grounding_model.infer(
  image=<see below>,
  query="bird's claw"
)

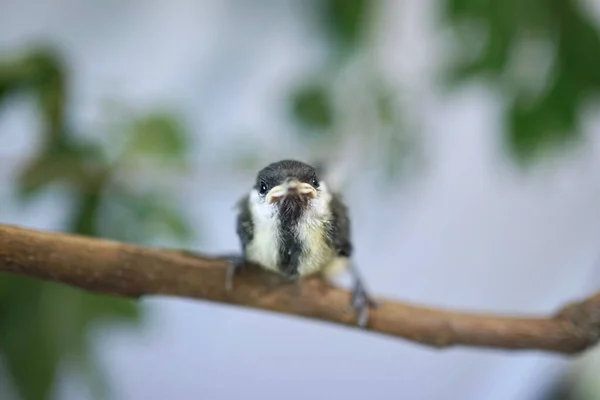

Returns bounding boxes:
[225,257,245,293]
[351,281,378,328]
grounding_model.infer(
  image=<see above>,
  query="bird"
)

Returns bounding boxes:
[227,159,376,326]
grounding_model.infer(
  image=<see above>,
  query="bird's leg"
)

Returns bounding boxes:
[349,262,378,328]
[225,254,246,293]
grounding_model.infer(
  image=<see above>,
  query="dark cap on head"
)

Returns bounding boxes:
[255,160,318,191]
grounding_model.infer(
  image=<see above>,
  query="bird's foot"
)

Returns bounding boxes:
[225,256,245,293]
[351,280,378,328]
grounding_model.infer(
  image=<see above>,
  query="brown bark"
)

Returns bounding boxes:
[0,224,599,354]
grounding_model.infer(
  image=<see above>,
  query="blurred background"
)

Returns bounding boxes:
[1,0,600,399]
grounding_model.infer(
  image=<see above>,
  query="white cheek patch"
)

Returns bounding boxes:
[246,190,280,272]
[306,181,332,219]
[249,191,274,221]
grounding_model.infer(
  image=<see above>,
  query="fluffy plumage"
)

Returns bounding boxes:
[236,159,351,279]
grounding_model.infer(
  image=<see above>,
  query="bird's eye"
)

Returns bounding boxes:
[312,178,320,188]
[259,182,268,195]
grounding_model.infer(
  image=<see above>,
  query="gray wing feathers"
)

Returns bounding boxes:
[327,192,353,257]
[235,195,253,251]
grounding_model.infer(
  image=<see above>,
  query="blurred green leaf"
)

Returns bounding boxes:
[508,77,580,162]
[93,185,193,247]
[151,206,193,240]
[105,193,193,243]
[0,48,190,400]
[0,277,60,400]
[323,0,369,48]
[0,63,28,107]
[16,143,96,200]
[71,191,104,236]
[126,113,188,165]
[32,51,67,146]
[557,1,600,93]
[0,49,67,144]
[81,295,140,324]
[291,84,333,131]
[0,274,142,400]
[375,85,395,125]
[442,0,600,163]
[77,345,111,400]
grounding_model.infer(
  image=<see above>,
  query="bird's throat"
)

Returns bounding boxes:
[276,196,309,277]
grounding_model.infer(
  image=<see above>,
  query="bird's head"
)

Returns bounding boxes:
[250,160,331,220]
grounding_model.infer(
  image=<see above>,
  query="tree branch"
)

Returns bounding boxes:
[0,224,599,354]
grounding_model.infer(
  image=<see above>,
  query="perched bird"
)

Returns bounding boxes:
[228,159,376,326]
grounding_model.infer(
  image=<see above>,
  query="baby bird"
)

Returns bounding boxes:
[228,159,376,326]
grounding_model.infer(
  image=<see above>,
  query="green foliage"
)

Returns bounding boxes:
[291,84,333,131]
[442,0,600,162]
[374,86,412,180]
[375,86,395,126]
[322,0,369,48]
[289,0,600,169]
[126,113,189,164]
[100,192,192,244]
[0,276,140,400]
[288,1,420,179]
[17,139,103,200]
[289,0,371,137]
[0,49,67,144]
[0,49,193,400]
[0,277,60,400]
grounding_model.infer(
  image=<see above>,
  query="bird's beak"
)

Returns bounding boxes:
[267,180,317,204]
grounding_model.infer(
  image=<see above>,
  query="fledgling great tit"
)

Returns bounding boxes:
[227,159,376,326]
